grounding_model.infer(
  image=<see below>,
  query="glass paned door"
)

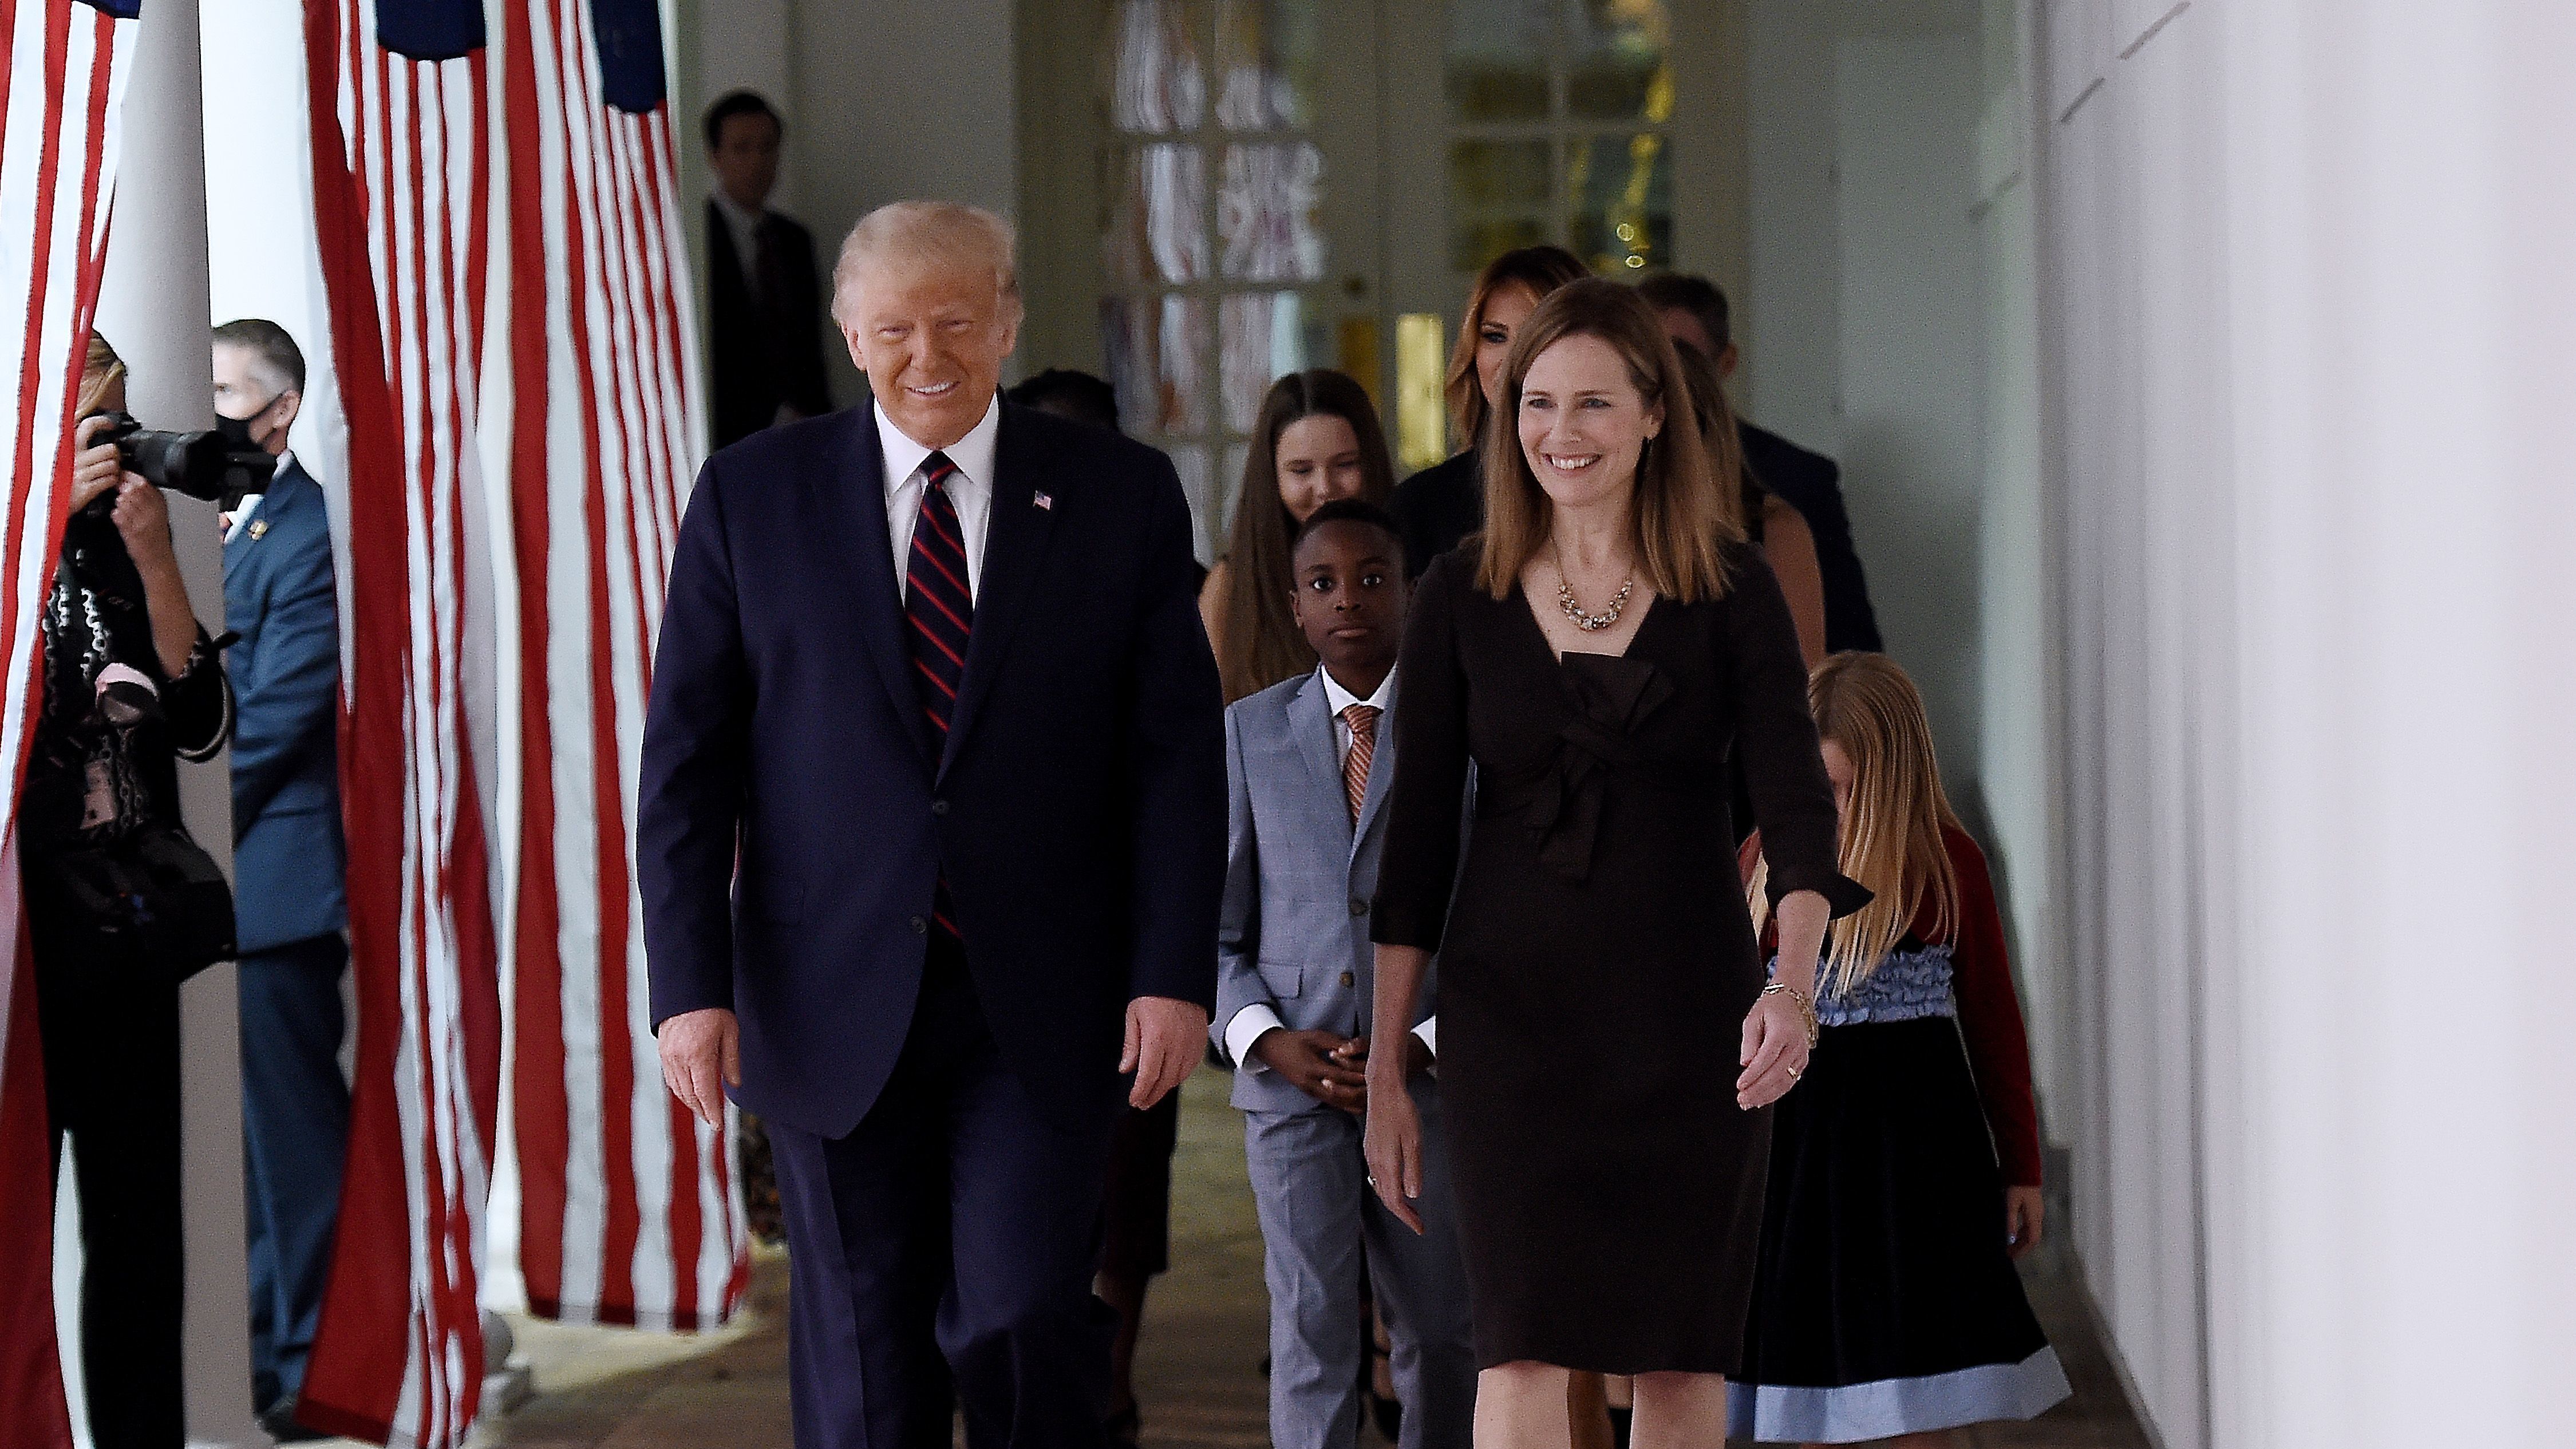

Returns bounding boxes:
[1103,0,1363,558]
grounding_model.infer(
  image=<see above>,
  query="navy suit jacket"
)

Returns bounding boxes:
[223,459,347,956]
[1737,420,1882,655]
[638,401,1228,1138]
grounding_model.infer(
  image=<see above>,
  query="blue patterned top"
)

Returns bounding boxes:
[1773,943,1958,1026]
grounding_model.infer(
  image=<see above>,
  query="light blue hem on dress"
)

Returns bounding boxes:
[1727,1347,2073,1443]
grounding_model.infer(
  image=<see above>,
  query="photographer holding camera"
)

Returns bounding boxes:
[21,332,235,1449]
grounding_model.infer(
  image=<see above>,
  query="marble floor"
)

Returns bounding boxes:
[400,1065,2152,1448]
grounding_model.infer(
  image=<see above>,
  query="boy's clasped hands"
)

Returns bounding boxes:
[1253,1030,1431,1114]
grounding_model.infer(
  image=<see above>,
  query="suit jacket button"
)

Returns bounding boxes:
[1340,971,1356,988]
[1349,898,1368,917]
[931,800,950,816]
[910,916,928,935]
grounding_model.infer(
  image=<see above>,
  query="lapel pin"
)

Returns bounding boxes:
[248,519,269,540]
[1033,491,1052,511]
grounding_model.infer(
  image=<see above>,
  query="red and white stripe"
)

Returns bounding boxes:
[295,0,505,1443]
[500,0,741,1332]
[0,3,132,1444]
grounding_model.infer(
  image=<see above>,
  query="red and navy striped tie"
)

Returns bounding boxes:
[906,451,972,941]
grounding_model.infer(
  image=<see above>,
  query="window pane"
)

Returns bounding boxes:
[1220,291,1308,433]
[1568,132,1670,274]
[1448,137,1551,273]
[1566,0,1670,122]
[1171,445,1217,562]
[1394,311,1452,472]
[1105,144,1208,285]
[1215,0,1320,130]
[1219,441,1253,540]
[1445,0,1551,121]
[1109,0,1208,135]
[1102,294,1211,435]
[1219,143,1326,282]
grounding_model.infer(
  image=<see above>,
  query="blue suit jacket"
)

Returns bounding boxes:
[638,401,1227,1138]
[1211,670,1433,1117]
[223,459,347,956]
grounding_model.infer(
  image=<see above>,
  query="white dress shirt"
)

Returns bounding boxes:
[224,447,292,542]
[1226,663,1439,1073]
[879,396,999,602]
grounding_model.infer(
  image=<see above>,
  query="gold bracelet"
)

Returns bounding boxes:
[1760,981,1820,1050]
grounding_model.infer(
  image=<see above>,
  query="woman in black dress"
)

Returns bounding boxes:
[1363,281,1866,1448]
[21,335,233,1448]
[1388,244,1590,578]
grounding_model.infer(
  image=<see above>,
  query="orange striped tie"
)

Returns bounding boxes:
[1342,704,1380,824]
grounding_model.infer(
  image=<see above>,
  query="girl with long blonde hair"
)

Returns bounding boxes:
[1735,653,2067,1447]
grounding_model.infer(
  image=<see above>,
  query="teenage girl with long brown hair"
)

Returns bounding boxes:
[1200,369,1397,703]
[1735,653,2068,1446]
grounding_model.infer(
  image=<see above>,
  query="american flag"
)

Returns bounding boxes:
[498,0,743,1334]
[295,0,505,1442]
[0,2,137,1445]
[297,0,736,1435]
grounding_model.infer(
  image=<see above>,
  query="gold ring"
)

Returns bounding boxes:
[1786,1066,1801,1081]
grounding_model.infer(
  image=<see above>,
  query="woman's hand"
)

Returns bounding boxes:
[112,476,180,578]
[1736,989,1813,1110]
[70,413,129,512]
[2005,1185,2045,1261]
[1362,1065,1426,1234]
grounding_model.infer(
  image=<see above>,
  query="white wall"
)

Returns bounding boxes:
[682,0,1021,405]
[2031,2,2576,1444]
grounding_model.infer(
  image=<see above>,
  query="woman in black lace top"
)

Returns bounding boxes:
[21,334,232,1449]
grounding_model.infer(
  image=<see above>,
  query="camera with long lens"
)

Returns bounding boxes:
[89,412,276,507]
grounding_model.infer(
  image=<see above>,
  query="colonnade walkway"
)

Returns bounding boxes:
[406,1067,2154,1448]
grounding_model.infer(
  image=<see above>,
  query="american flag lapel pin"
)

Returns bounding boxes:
[1033,490,1052,511]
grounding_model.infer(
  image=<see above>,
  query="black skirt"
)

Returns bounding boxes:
[1729,1017,2069,1443]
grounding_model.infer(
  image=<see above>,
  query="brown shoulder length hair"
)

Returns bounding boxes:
[1215,369,1397,702]
[1445,244,1591,447]
[1473,278,1745,603]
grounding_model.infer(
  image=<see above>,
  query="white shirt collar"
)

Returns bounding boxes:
[1319,662,1396,718]
[876,394,1001,504]
[225,449,293,542]
[710,187,765,234]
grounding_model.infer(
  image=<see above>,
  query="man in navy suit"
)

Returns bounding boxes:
[214,318,347,1442]
[1637,273,1884,654]
[641,201,1225,1449]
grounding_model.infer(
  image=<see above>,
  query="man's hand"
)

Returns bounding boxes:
[1122,996,1210,1110]
[1256,1029,1368,1113]
[659,1007,740,1128]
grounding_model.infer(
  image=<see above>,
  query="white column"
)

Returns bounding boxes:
[86,1,262,1443]
[2217,5,2576,1445]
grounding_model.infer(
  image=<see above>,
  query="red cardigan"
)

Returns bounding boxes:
[1741,824,2045,1188]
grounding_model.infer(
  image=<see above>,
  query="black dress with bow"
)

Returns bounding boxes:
[1372,545,1866,1374]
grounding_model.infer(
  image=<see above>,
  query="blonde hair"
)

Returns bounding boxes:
[1473,278,1742,603]
[830,200,1022,330]
[1749,653,1961,994]
[78,331,127,417]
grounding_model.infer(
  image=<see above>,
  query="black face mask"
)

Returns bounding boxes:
[212,410,267,511]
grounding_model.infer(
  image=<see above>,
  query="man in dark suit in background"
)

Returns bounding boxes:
[642,202,1225,1449]
[1638,273,1884,654]
[212,319,346,1444]
[704,90,831,447]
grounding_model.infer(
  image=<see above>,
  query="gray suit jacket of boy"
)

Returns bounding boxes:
[1212,668,1436,1116]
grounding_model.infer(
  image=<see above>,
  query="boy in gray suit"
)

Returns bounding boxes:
[1214,499,1476,1449]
